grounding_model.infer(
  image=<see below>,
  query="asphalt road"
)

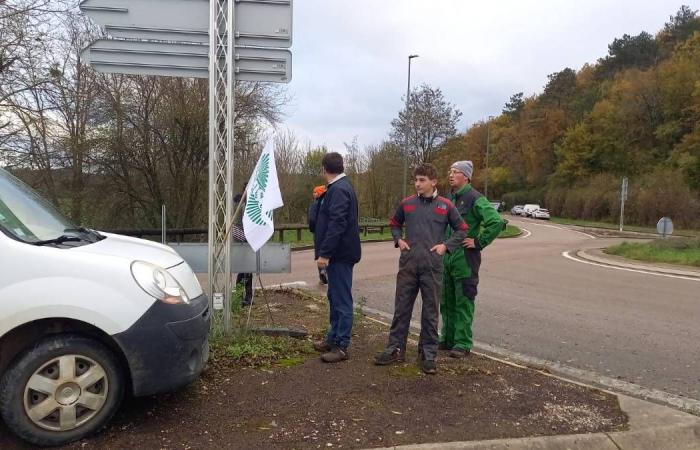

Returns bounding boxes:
[261,218,700,401]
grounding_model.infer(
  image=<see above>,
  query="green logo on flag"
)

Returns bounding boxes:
[246,152,271,226]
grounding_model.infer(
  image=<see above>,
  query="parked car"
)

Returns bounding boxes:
[511,205,524,216]
[532,208,551,220]
[490,201,504,212]
[521,204,541,217]
[0,167,210,446]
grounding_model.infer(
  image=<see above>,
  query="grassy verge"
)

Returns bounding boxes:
[274,223,521,248]
[271,228,394,248]
[550,217,700,237]
[606,238,700,267]
[498,224,521,238]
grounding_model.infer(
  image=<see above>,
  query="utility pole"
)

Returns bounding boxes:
[402,54,419,199]
[619,176,628,231]
[485,115,494,198]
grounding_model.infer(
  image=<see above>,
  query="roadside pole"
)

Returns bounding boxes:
[619,177,628,232]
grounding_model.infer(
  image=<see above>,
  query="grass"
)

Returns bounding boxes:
[272,223,520,248]
[219,331,314,366]
[606,238,700,267]
[498,224,521,238]
[271,228,394,248]
[550,217,700,238]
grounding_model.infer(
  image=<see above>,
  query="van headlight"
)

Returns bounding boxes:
[130,261,190,304]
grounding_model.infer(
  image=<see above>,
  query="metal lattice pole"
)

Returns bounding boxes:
[208,0,235,334]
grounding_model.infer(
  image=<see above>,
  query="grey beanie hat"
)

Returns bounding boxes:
[451,160,473,179]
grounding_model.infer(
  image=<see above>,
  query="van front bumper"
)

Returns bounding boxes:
[113,293,211,397]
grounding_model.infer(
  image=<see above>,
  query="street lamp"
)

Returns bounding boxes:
[485,115,494,199]
[402,54,419,199]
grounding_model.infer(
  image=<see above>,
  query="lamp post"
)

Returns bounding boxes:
[402,54,419,199]
[485,115,494,199]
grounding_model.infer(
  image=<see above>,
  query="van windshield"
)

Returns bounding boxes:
[0,168,76,243]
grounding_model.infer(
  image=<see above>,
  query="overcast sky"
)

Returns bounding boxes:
[279,0,700,152]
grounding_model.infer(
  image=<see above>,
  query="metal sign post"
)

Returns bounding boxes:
[80,0,293,334]
[619,176,628,232]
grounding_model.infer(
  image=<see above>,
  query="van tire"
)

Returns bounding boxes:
[0,334,125,446]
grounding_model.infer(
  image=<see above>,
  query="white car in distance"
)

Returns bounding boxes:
[532,208,551,220]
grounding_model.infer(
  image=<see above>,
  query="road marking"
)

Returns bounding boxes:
[363,308,700,414]
[522,221,596,239]
[257,281,308,290]
[517,228,532,239]
[562,251,700,282]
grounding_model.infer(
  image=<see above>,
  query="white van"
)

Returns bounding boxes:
[521,204,540,217]
[0,167,210,446]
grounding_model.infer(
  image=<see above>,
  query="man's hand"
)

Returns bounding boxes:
[317,256,329,268]
[398,239,411,251]
[430,243,447,256]
[463,238,476,249]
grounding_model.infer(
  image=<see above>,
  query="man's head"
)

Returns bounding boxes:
[321,152,344,182]
[413,163,438,197]
[448,160,473,189]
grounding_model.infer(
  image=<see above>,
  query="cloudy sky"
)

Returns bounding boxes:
[280,0,700,152]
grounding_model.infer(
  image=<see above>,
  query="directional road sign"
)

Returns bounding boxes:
[79,0,292,47]
[82,39,292,82]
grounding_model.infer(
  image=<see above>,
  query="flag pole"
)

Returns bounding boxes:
[213,187,248,265]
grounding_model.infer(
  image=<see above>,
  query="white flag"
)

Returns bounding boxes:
[243,146,284,251]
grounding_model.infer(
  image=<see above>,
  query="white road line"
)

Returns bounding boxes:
[522,220,596,239]
[363,309,700,413]
[517,227,532,239]
[562,251,700,282]
[256,281,309,290]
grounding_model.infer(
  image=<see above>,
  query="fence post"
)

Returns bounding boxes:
[297,228,302,241]
[278,229,284,242]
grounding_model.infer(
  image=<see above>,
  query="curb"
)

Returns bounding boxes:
[374,422,700,449]
[575,248,700,279]
[359,313,700,450]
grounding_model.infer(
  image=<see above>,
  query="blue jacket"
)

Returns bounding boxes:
[314,176,361,264]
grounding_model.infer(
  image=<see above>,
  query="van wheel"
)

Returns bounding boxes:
[0,334,124,446]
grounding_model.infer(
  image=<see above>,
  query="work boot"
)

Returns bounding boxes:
[449,348,470,359]
[420,359,437,375]
[313,340,332,353]
[438,341,451,351]
[321,347,348,363]
[374,348,405,365]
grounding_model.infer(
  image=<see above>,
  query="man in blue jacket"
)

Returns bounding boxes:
[313,152,361,363]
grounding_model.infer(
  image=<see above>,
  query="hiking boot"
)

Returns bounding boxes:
[449,348,470,359]
[321,347,348,363]
[438,341,451,351]
[313,340,333,353]
[420,359,437,375]
[374,348,405,365]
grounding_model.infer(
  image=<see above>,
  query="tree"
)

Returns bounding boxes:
[390,83,462,164]
[502,92,525,118]
[658,5,700,56]
[596,32,658,78]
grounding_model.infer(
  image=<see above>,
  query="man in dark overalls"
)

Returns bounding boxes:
[440,161,504,357]
[374,163,468,374]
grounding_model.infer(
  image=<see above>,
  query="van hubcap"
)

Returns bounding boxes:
[24,355,109,431]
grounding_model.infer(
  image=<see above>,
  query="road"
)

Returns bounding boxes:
[260,218,700,402]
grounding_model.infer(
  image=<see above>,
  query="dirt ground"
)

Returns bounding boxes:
[0,290,628,449]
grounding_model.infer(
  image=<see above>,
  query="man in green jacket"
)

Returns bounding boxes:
[440,160,504,358]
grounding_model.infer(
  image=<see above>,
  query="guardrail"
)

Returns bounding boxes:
[105,223,391,243]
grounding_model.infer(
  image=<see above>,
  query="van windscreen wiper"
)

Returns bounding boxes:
[32,235,84,246]
[64,227,105,242]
